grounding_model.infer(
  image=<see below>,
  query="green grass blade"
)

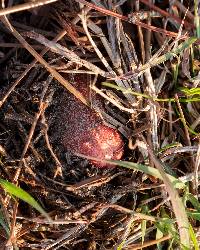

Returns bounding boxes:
[102,82,200,103]
[156,227,163,250]
[0,179,51,221]
[108,160,185,189]
[187,211,200,221]
[180,87,200,96]
[76,154,185,189]
[186,193,200,212]
[141,219,147,245]
[189,224,199,250]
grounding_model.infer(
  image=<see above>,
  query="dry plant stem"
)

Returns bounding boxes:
[117,37,197,80]
[9,102,48,186]
[86,19,117,68]
[5,201,18,248]
[116,214,135,248]
[91,85,135,113]
[175,95,191,146]
[161,145,198,154]
[75,0,186,38]
[155,70,167,95]
[22,158,39,180]
[18,127,42,160]
[0,0,58,16]
[191,115,200,129]
[20,104,47,162]
[80,11,113,73]
[175,94,196,190]
[56,12,83,50]
[91,192,128,222]
[12,20,56,38]
[124,226,156,248]
[117,22,141,101]
[106,4,122,71]
[80,11,135,104]
[139,0,194,28]
[44,225,87,250]
[42,113,62,177]
[172,0,194,21]
[0,15,48,205]
[168,101,173,134]
[73,202,97,218]
[135,0,145,64]
[0,43,43,49]
[14,115,43,162]
[143,139,190,248]
[144,7,159,151]
[87,17,136,103]
[50,191,126,250]
[126,234,171,250]
[15,76,52,180]
[0,194,11,229]
[15,223,36,240]
[0,6,91,108]
[16,217,87,225]
[145,74,159,152]
[180,170,200,183]
[151,197,170,212]
[6,80,49,192]
[0,19,88,106]
[0,145,8,157]
[100,204,156,222]
[65,172,126,191]
[194,139,200,194]
[57,69,96,74]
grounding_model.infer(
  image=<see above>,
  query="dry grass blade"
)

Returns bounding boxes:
[25,31,110,77]
[120,37,197,79]
[0,17,89,106]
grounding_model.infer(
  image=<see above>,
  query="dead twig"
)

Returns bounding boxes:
[75,0,187,38]
[0,0,58,17]
[0,6,91,109]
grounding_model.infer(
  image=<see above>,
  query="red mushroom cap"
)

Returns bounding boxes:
[60,75,124,167]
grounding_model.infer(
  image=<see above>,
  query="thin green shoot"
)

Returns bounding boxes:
[101,82,200,103]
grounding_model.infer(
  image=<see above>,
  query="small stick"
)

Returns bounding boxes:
[0,0,58,16]
[42,113,63,177]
